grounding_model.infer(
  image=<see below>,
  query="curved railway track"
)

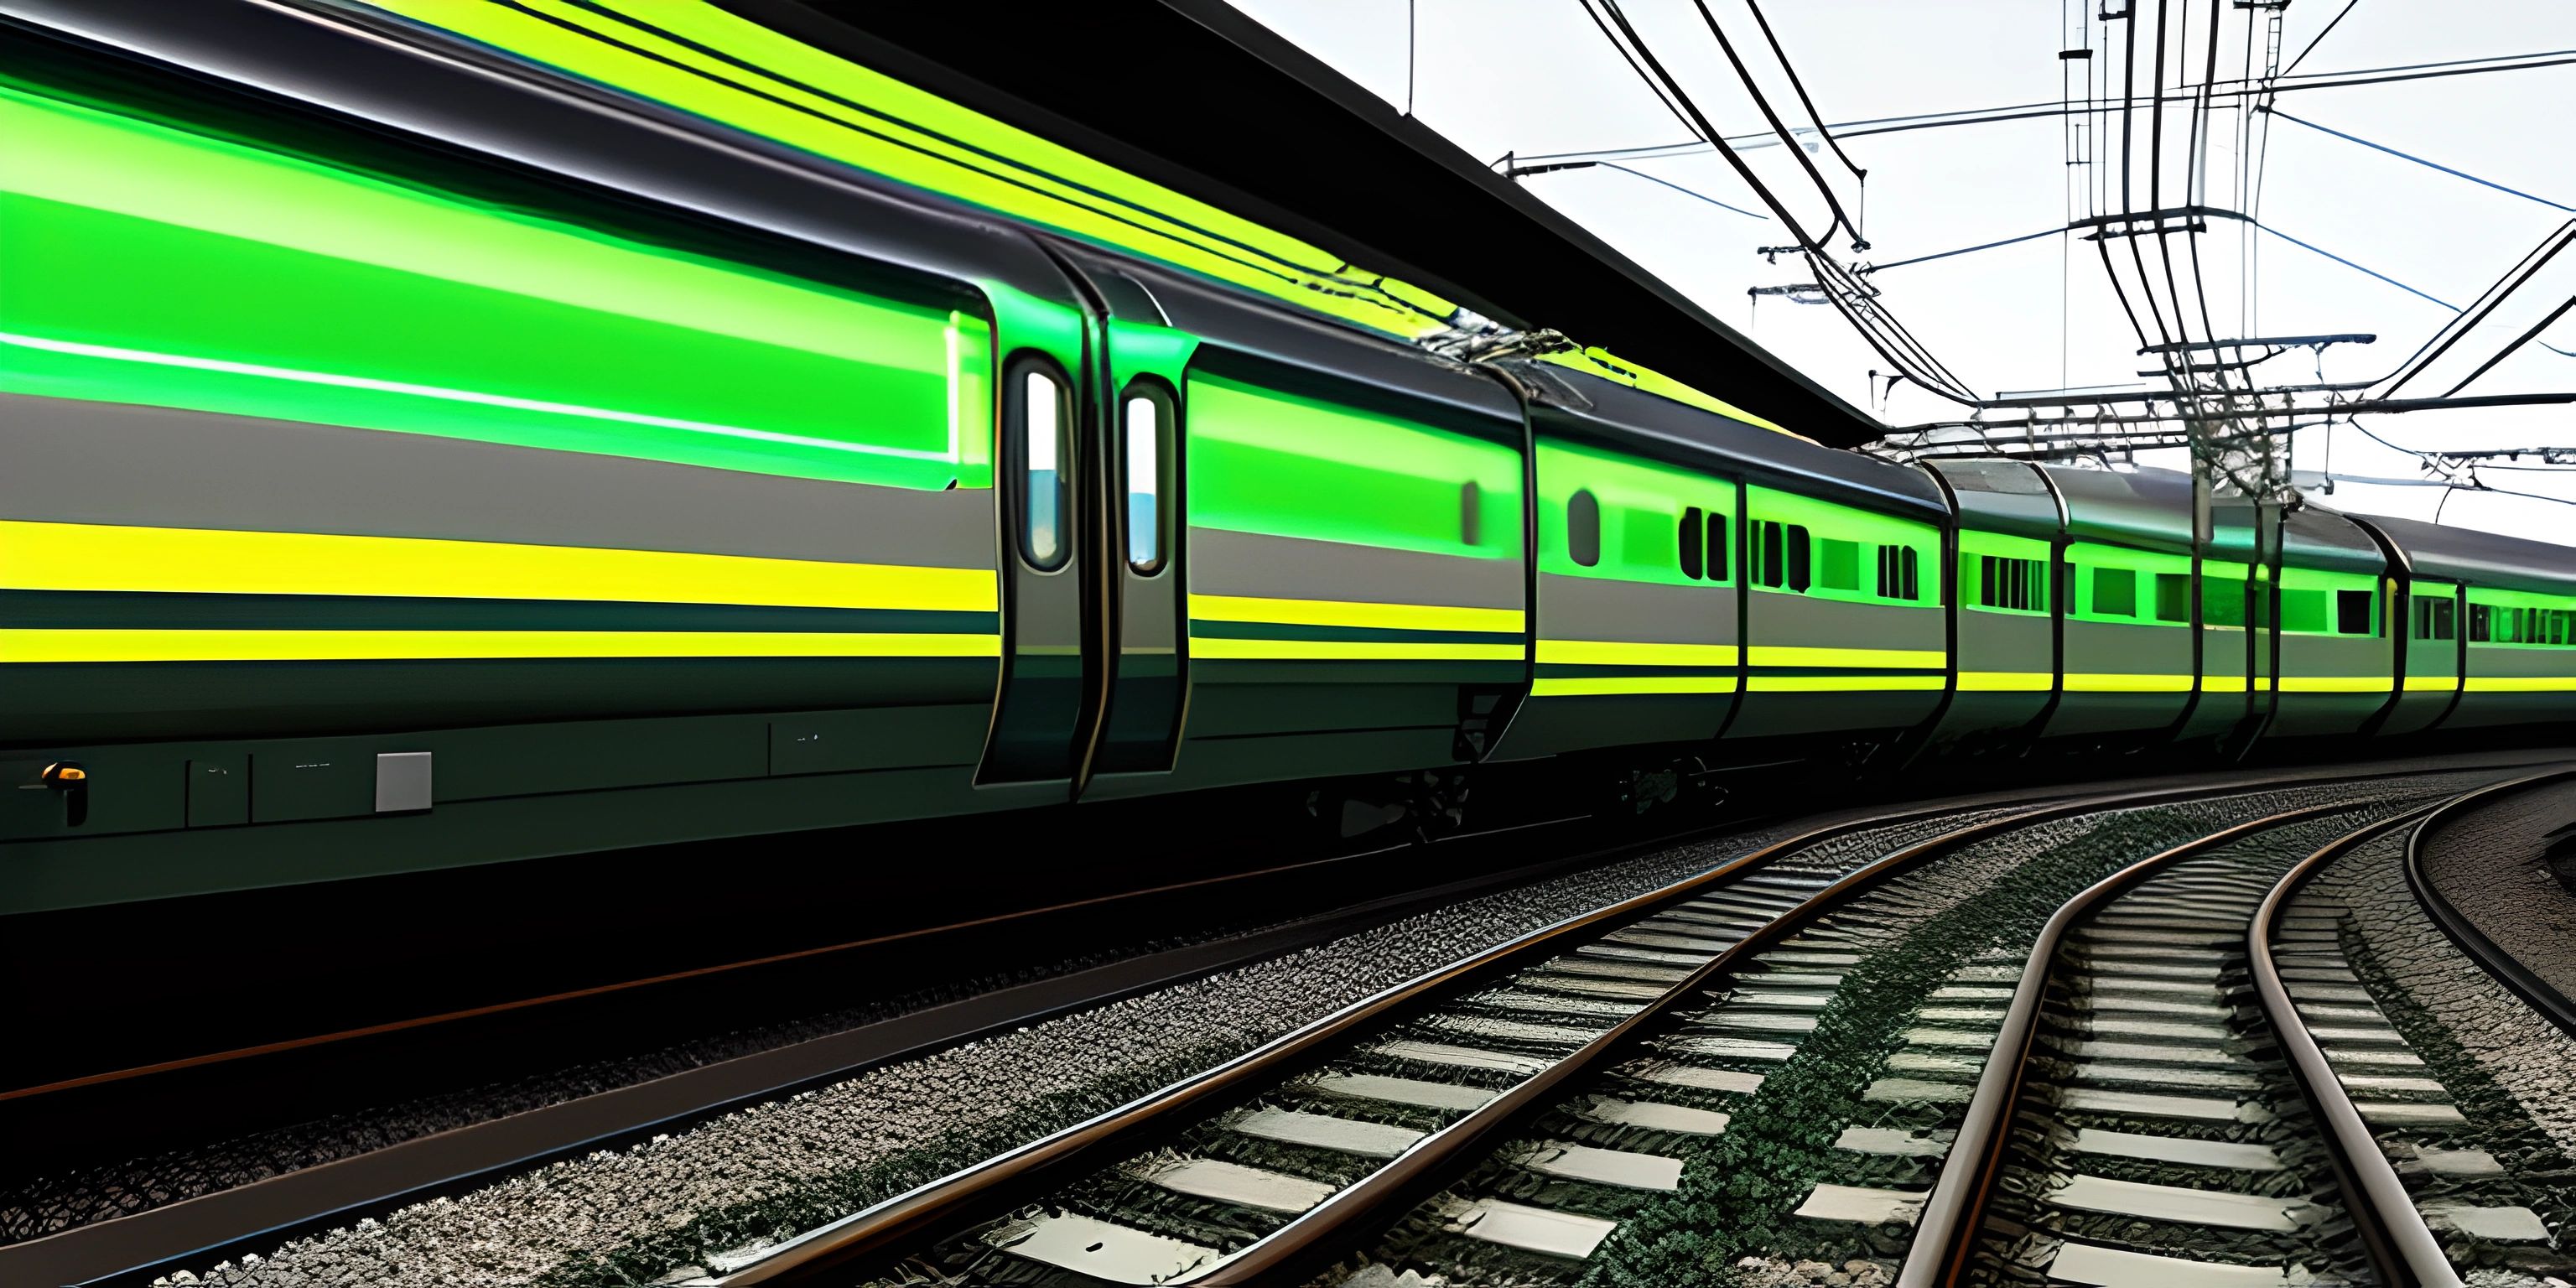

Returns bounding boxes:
[671,769,2532,1288]
[23,760,2565,1288]
[1929,768,2576,1288]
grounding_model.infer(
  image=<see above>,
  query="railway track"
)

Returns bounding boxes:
[669,768,2521,1288]
[1936,768,2576,1288]
[26,759,2563,1288]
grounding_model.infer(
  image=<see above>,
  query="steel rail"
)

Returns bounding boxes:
[715,795,2035,1285]
[2253,803,2485,1288]
[2403,766,2576,1040]
[42,763,2546,1288]
[721,766,2515,1286]
[1897,797,2386,1288]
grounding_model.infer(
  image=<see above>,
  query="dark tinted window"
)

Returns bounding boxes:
[2205,578,2246,627]
[1976,554,2047,611]
[2093,568,2137,616]
[2412,595,2455,641]
[1460,481,1482,548]
[2336,588,2375,636]
[1567,490,1600,567]
[2154,572,2192,622]
[1785,524,1811,593]
[1678,506,1704,580]
[1706,512,1729,581]
[2470,602,2491,642]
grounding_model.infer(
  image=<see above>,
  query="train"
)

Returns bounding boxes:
[4,0,2573,922]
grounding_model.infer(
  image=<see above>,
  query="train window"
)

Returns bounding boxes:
[1756,522,1783,587]
[1706,512,1730,581]
[1460,481,1483,548]
[1015,365,1072,570]
[2470,603,2490,642]
[2093,568,2137,617]
[2205,577,2246,627]
[1874,546,1920,601]
[1567,490,1601,567]
[2412,595,2455,641]
[1122,390,1166,574]
[2154,572,2192,623]
[1818,538,1857,591]
[1976,555,2047,611]
[1785,524,1812,593]
[2335,589,2374,636]
[1678,506,1705,579]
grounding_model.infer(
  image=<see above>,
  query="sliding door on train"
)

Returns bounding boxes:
[979,291,1093,785]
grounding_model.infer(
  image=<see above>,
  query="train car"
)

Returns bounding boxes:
[5,1,2574,931]
[2357,515,2576,730]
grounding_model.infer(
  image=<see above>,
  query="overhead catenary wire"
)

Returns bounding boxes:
[2265,109,2576,214]
[2281,0,2361,78]
[1509,158,1770,221]
[1680,0,1865,247]
[1862,226,2064,276]
[1509,48,2576,167]
[1588,0,1977,402]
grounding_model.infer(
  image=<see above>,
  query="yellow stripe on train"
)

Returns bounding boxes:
[1187,637,1522,662]
[0,629,1000,663]
[1532,675,1739,697]
[1187,593,1523,635]
[0,520,997,612]
[1745,645,1945,670]
[1537,639,1738,667]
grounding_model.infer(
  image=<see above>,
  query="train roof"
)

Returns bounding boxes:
[2280,506,2387,574]
[1926,460,2061,542]
[1524,363,1948,521]
[2035,464,2199,554]
[2344,510,2576,596]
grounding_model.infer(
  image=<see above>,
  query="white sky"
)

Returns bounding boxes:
[1228,0,2576,544]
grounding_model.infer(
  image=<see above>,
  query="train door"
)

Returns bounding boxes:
[2179,490,2262,747]
[978,285,1094,785]
[1068,258,1197,781]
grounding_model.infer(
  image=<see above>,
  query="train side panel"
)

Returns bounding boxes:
[1727,486,1946,740]
[2266,511,2395,739]
[2458,586,2576,726]
[1498,433,1740,757]
[1924,461,2059,750]
[2040,468,2200,740]
[0,32,1102,903]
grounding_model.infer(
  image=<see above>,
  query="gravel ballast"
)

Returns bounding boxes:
[133,770,2510,1287]
[2420,777,2576,1006]
[149,814,1912,1287]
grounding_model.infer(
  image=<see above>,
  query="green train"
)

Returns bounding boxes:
[3,1,2573,919]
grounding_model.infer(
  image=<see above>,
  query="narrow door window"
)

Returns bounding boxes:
[1705,511,1729,581]
[1122,389,1166,574]
[1016,365,1071,570]
[1567,489,1601,567]
[1678,506,1704,579]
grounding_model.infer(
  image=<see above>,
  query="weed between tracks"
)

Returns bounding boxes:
[1564,806,2298,1288]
